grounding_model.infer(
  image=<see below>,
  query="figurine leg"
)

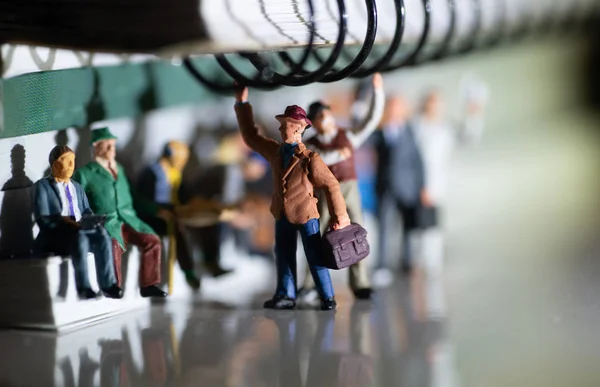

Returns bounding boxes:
[174,226,194,272]
[300,196,330,291]
[121,224,162,288]
[344,181,372,296]
[70,232,93,291]
[87,228,117,290]
[397,202,418,274]
[111,239,124,287]
[273,218,298,299]
[375,193,394,269]
[300,219,334,303]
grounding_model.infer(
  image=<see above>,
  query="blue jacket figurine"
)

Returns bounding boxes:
[32,145,123,300]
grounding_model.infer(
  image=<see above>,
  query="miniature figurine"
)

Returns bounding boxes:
[32,145,123,300]
[372,95,427,277]
[234,86,351,311]
[412,90,485,272]
[72,128,168,298]
[299,73,385,301]
[135,141,200,292]
[136,141,237,291]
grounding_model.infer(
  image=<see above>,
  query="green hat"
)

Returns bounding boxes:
[90,127,118,145]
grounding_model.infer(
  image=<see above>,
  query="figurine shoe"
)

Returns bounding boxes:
[263,295,296,310]
[101,285,124,299]
[140,285,168,298]
[185,271,201,291]
[353,288,373,300]
[77,288,100,300]
[320,298,337,311]
[205,262,233,278]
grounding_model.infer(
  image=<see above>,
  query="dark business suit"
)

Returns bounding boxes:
[371,124,425,268]
[32,176,116,291]
[136,162,194,272]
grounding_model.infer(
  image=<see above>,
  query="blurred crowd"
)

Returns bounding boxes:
[25,73,487,301]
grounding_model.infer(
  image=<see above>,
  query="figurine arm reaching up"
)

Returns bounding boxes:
[233,86,279,159]
[346,73,385,149]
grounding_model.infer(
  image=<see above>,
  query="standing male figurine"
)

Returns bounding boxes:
[73,128,167,298]
[33,145,123,299]
[372,96,427,277]
[300,73,385,300]
[234,86,351,310]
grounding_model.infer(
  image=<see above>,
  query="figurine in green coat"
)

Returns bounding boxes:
[72,127,168,298]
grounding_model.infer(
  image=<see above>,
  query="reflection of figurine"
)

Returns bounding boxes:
[234,86,350,310]
[372,96,426,276]
[300,73,385,300]
[136,141,202,291]
[32,146,122,299]
[73,128,167,298]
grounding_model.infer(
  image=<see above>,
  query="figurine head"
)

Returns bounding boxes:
[90,127,118,162]
[307,101,336,135]
[275,105,312,144]
[49,145,75,182]
[383,95,411,125]
[421,90,444,120]
[161,141,190,171]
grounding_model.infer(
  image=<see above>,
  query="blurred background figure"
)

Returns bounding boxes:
[239,144,276,259]
[183,129,246,278]
[372,95,427,285]
[136,141,201,291]
[413,89,486,275]
[136,140,239,291]
[298,73,384,302]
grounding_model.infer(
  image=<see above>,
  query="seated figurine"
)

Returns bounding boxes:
[137,141,240,289]
[32,145,123,300]
[137,141,204,290]
[73,128,167,298]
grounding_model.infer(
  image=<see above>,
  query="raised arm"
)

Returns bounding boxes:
[305,142,351,166]
[453,101,485,145]
[347,73,385,149]
[308,153,350,230]
[234,86,279,159]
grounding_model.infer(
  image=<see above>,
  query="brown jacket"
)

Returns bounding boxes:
[235,102,348,225]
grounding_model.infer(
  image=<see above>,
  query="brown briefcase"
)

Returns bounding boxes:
[321,223,370,270]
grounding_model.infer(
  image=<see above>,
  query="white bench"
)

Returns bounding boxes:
[0,247,193,331]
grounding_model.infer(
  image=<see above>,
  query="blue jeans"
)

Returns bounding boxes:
[274,217,334,300]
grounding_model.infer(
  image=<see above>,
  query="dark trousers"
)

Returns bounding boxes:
[40,227,116,291]
[111,224,161,288]
[274,217,334,300]
[187,224,222,265]
[376,193,420,269]
[142,215,194,272]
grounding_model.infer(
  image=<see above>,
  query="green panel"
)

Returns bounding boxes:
[0,57,227,139]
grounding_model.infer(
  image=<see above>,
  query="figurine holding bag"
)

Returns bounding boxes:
[321,223,370,270]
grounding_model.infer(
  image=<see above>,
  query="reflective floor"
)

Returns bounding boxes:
[1,111,600,387]
[0,278,451,387]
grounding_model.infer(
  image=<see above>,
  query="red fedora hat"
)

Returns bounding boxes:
[275,105,312,128]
